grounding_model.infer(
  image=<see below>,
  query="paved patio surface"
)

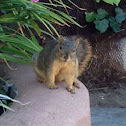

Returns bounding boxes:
[91,107,126,126]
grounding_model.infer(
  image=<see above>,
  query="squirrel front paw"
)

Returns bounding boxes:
[66,87,76,94]
[48,83,58,89]
[73,82,81,88]
[38,80,43,83]
[38,78,46,83]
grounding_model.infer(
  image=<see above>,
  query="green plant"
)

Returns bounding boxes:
[0,26,42,64]
[0,0,81,64]
[96,0,121,6]
[0,0,81,37]
[0,94,29,112]
[85,7,126,33]
[0,77,29,113]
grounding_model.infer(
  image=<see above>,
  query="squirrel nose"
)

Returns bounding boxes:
[64,55,68,60]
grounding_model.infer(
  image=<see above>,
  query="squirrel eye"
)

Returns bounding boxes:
[59,45,62,50]
[73,49,76,53]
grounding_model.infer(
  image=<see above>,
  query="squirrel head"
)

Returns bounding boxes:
[57,35,80,62]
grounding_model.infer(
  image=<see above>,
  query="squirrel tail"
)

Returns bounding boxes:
[32,52,39,67]
[77,38,92,76]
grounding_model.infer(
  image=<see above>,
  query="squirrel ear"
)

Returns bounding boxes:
[75,39,80,47]
[58,35,64,43]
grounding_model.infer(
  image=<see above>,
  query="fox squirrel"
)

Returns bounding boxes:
[32,35,92,93]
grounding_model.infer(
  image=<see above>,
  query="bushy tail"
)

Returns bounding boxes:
[32,52,39,67]
[64,35,92,76]
[76,38,92,76]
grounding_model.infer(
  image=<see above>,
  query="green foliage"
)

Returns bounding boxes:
[96,8,109,20]
[0,78,29,113]
[85,7,126,33]
[0,0,81,37]
[108,16,121,32]
[0,94,28,112]
[115,7,123,14]
[115,10,126,23]
[94,19,109,33]
[96,0,100,3]
[0,78,14,112]
[85,12,96,22]
[0,26,42,64]
[96,0,121,6]
[0,0,81,64]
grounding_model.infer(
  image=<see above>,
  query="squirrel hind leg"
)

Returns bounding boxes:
[48,83,58,89]
[65,78,76,94]
[38,78,46,83]
[33,67,47,83]
[37,74,47,83]
[73,80,81,88]
[66,87,75,94]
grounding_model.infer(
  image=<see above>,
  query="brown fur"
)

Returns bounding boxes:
[78,39,92,76]
[65,36,92,76]
[32,36,92,93]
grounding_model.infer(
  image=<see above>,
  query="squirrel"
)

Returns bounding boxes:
[32,35,92,93]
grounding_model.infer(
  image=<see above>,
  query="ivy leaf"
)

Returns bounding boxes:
[102,0,121,6]
[85,12,96,22]
[102,0,114,5]
[113,0,121,6]
[111,22,121,32]
[115,7,126,24]
[94,19,109,33]
[96,8,109,20]
[108,16,115,22]
[115,7,123,14]
[96,0,100,3]
[108,16,121,32]
[115,12,126,23]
